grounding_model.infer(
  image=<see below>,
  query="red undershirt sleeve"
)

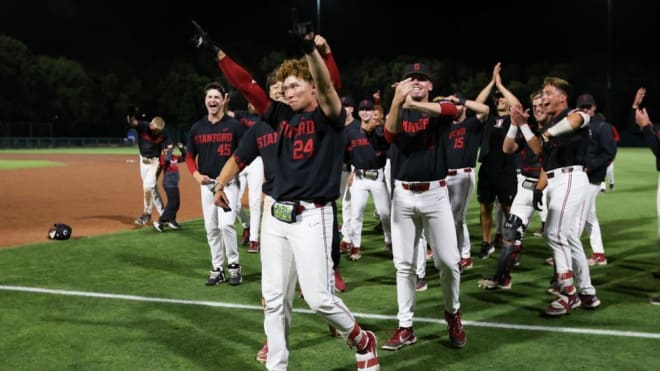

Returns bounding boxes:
[217,56,271,115]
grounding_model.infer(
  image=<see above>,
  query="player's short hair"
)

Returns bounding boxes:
[266,71,280,88]
[275,58,312,84]
[543,77,571,97]
[529,89,543,103]
[151,116,165,130]
[204,81,227,96]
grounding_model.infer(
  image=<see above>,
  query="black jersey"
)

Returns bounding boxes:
[541,108,589,171]
[344,121,389,170]
[187,115,246,178]
[641,124,660,171]
[233,110,260,129]
[233,121,278,196]
[478,114,516,171]
[263,101,346,202]
[389,109,452,181]
[136,121,170,157]
[585,115,617,183]
[446,116,483,169]
[514,126,543,178]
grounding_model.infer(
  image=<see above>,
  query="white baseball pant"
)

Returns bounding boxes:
[200,182,240,270]
[340,169,352,244]
[446,168,475,259]
[261,196,358,370]
[390,179,461,328]
[544,166,594,294]
[349,169,392,248]
[139,155,164,216]
[238,156,264,243]
[578,183,605,255]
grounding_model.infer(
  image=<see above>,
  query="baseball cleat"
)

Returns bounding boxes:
[355,330,379,370]
[348,247,362,261]
[478,277,512,290]
[134,213,150,226]
[587,253,607,266]
[227,263,242,286]
[459,257,473,272]
[415,276,428,292]
[340,241,352,254]
[167,220,181,229]
[248,241,260,253]
[578,293,601,309]
[444,310,466,348]
[256,340,268,363]
[153,221,164,232]
[651,296,660,306]
[478,241,495,259]
[334,269,347,292]
[545,293,581,316]
[206,268,226,286]
[381,327,416,351]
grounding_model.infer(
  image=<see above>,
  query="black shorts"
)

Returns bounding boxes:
[476,165,517,205]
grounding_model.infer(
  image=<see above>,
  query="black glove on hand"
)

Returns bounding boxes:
[288,9,315,54]
[533,189,544,211]
[191,20,221,55]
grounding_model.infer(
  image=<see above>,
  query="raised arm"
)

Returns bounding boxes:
[636,107,660,156]
[191,20,271,115]
[475,63,499,104]
[289,24,342,120]
[494,64,521,107]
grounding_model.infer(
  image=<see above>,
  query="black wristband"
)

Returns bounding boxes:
[301,39,316,54]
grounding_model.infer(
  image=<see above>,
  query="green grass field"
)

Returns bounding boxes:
[1,147,660,370]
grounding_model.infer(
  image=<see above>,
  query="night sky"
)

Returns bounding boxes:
[3,0,658,69]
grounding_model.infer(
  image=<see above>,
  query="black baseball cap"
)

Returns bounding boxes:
[453,91,466,104]
[402,63,432,80]
[358,99,374,110]
[341,96,354,107]
[576,93,596,107]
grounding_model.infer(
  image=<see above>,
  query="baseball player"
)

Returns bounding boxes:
[344,98,392,261]
[576,94,617,266]
[185,82,246,287]
[382,63,465,350]
[441,92,489,271]
[474,63,520,259]
[200,23,379,369]
[478,91,546,289]
[153,142,186,231]
[228,102,265,253]
[633,94,660,305]
[339,96,358,254]
[126,113,169,226]
[534,77,597,316]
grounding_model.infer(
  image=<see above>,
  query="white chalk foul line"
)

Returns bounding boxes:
[2,285,659,340]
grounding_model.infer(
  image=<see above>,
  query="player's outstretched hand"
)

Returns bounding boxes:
[191,20,221,55]
[288,8,315,54]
